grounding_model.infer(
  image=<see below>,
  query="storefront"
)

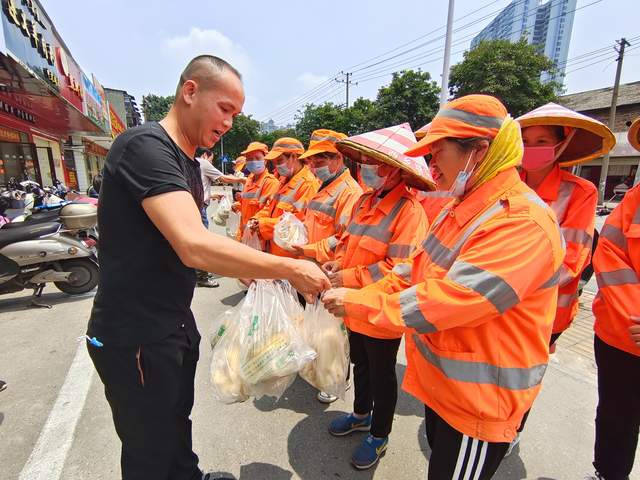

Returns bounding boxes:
[0,0,109,187]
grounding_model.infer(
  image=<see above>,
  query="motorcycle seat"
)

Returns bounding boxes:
[2,209,60,227]
[0,222,60,249]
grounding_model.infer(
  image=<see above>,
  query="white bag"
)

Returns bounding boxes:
[299,302,350,400]
[241,226,262,251]
[217,195,232,219]
[226,211,240,238]
[210,280,315,402]
[273,212,308,252]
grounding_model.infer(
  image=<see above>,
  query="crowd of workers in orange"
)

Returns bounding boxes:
[215,93,639,480]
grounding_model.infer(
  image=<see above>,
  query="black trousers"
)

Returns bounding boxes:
[593,335,640,480]
[424,405,510,480]
[88,327,201,480]
[349,330,401,438]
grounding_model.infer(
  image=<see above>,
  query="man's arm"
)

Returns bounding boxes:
[142,190,329,295]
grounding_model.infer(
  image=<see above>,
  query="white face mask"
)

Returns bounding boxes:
[360,164,387,190]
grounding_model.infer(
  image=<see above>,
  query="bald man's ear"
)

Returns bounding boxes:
[181,79,198,105]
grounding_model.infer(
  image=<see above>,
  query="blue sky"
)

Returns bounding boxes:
[45,0,639,125]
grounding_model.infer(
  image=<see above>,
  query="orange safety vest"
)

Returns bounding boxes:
[254,165,319,258]
[522,165,597,334]
[236,170,279,239]
[301,169,362,263]
[592,183,640,357]
[345,169,564,442]
[338,182,428,339]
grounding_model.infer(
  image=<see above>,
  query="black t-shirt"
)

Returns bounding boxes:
[87,122,204,346]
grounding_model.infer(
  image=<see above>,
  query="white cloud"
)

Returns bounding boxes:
[297,72,329,90]
[163,27,251,76]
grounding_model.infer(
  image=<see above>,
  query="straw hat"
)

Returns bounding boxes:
[628,117,640,152]
[516,102,616,167]
[336,123,435,190]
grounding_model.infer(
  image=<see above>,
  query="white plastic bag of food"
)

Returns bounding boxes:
[237,280,315,398]
[241,226,262,251]
[299,302,350,400]
[217,195,232,219]
[210,305,250,404]
[226,211,240,238]
[273,212,308,252]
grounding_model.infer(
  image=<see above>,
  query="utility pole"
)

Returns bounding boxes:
[598,37,630,203]
[337,72,357,108]
[440,0,455,106]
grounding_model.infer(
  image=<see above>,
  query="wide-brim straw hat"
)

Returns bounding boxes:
[628,117,640,152]
[516,102,616,167]
[336,123,435,190]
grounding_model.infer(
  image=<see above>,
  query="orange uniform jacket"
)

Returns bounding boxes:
[337,182,428,340]
[301,169,363,264]
[523,164,597,334]
[237,170,279,239]
[254,165,319,258]
[414,191,451,225]
[344,169,565,443]
[592,183,640,357]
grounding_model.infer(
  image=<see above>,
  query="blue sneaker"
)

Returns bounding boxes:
[351,434,388,470]
[328,413,371,436]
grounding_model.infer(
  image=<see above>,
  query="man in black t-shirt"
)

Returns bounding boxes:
[87,55,329,480]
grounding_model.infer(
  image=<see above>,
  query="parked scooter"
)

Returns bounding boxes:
[0,205,99,307]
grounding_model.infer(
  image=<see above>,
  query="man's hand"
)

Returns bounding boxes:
[630,316,640,347]
[322,288,353,318]
[231,201,240,213]
[286,259,330,300]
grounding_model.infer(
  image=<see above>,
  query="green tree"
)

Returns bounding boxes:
[375,70,440,130]
[211,113,261,160]
[448,38,560,117]
[141,94,175,122]
[257,128,297,147]
[294,102,350,145]
[345,98,382,134]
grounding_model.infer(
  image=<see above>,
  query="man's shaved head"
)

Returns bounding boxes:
[175,55,242,96]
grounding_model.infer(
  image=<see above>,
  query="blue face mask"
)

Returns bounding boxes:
[424,150,476,198]
[360,164,387,190]
[246,160,265,174]
[276,163,292,178]
[314,165,333,182]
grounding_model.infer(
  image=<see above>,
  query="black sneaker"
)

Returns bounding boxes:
[0,380,7,392]
[197,276,220,288]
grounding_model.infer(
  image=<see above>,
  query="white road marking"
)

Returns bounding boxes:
[19,342,94,480]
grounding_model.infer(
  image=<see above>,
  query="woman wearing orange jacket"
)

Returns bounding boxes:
[585,118,640,480]
[517,103,615,347]
[324,95,564,480]
[321,123,430,470]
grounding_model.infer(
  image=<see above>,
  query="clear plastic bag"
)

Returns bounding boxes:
[218,195,232,218]
[273,212,308,252]
[210,280,316,402]
[226,211,240,238]
[210,304,250,404]
[241,226,262,251]
[299,302,350,400]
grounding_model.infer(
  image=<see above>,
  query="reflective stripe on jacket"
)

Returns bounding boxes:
[344,169,565,442]
[254,165,319,258]
[523,165,597,333]
[592,183,640,357]
[237,171,279,239]
[302,169,363,263]
[337,182,428,339]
